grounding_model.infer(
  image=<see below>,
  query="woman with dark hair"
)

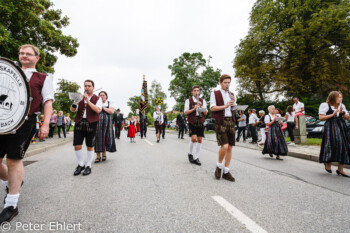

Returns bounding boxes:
[319,91,350,177]
[94,91,116,162]
[285,106,298,146]
[262,105,288,160]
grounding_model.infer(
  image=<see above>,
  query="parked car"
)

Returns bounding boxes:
[204,118,215,131]
[307,119,350,138]
[168,119,177,129]
[307,120,326,138]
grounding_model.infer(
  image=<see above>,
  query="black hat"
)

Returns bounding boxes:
[117,108,120,111]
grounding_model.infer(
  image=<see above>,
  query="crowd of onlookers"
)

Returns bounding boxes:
[235,97,304,146]
[31,110,72,144]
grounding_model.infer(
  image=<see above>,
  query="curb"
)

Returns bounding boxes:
[24,138,73,158]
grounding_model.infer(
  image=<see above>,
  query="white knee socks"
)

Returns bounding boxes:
[86,150,94,167]
[4,193,19,208]
[189,141,196,155]
[75,149,84,167]
[193,143,202,160]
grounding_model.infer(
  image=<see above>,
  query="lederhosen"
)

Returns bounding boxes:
[212,90,236,146]
[154,112,162,134]
[73,95,99,147]
[187,97,205,137]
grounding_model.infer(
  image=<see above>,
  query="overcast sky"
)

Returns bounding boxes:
[52,0,256,114]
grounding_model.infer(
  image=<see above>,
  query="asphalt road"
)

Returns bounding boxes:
[6,130,350,233]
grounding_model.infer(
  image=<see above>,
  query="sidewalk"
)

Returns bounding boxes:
[25,132,73,158]
[162,128,322,163]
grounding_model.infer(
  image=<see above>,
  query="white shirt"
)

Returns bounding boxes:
[286,112,295,122]
[248,113,259,124]
[210,89,236,117]
[24,68,55,114]
[264,114,275,124]
[184,96,207,116]
[293,101,305,114]
[71,95,103,118]
[318,103,348,115]
[153,111,163,124]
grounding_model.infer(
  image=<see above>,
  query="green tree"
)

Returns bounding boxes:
[0,0,79,73]
[148,80,167,113]
[53,79,80,118]
[168,52,221,112]
[234,0,350,101]
[127,96,140,115]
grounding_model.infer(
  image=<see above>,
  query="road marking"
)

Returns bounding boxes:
[212,196,268,233]
[144,139,154,146]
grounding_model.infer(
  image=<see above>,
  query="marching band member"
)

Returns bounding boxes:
[319,91,350,177]
[210,75,236,182]
[262,105,288,160]
[185,85,208,166]
[153,105,163,143]
[0,44,54,223]
[70,80,102,176]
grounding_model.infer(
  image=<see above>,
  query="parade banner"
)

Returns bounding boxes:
[139,76,148,112]
[0,57,31,134]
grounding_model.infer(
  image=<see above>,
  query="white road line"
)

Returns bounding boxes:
[144,139,154,146]
[212,196,268,233]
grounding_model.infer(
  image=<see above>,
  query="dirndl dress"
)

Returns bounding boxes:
[262,118,288,156]
[128,121,136,138]
[319,105,350,164]
[95,102,116,153]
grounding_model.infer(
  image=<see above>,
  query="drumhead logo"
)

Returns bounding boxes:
[0,59,29,134]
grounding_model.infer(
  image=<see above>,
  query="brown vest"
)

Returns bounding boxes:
[187,97,205,124]
[74,94,100,123]
[211,90,235,121]
[28,72,47,116]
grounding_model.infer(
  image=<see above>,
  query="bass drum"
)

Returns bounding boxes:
[0,57,31,135]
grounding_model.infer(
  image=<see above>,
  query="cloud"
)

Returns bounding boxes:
[52,0,255,114]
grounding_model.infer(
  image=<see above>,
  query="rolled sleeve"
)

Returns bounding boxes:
[42,75,55,103]
[95,98,103,111]
[210,91,216,109]
[184,99,190,112]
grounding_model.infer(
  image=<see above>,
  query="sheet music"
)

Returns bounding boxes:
[68,92,83,103]
[231,105,248,111]
[276,117,285,122]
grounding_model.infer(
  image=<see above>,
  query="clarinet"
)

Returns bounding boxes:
[196,95,200,116]
[227,87,235,111]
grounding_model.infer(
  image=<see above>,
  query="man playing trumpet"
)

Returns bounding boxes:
[184,85,208,166]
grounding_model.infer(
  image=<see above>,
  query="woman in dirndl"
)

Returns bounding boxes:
[128,116,136,143]
[319,91,350,177]
[262,105,288,160]
[95,91,116,163]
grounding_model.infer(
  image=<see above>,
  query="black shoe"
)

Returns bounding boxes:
[336,170,350,178]
[193,158,201,166]
[162,136,165,139]
[157,139,159,143]
[324,164,332,173]
[0,206,18,223]
[181,137,184,139]
[83,166,91,176]
[188,154,194,163]
[74,165,85,176]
